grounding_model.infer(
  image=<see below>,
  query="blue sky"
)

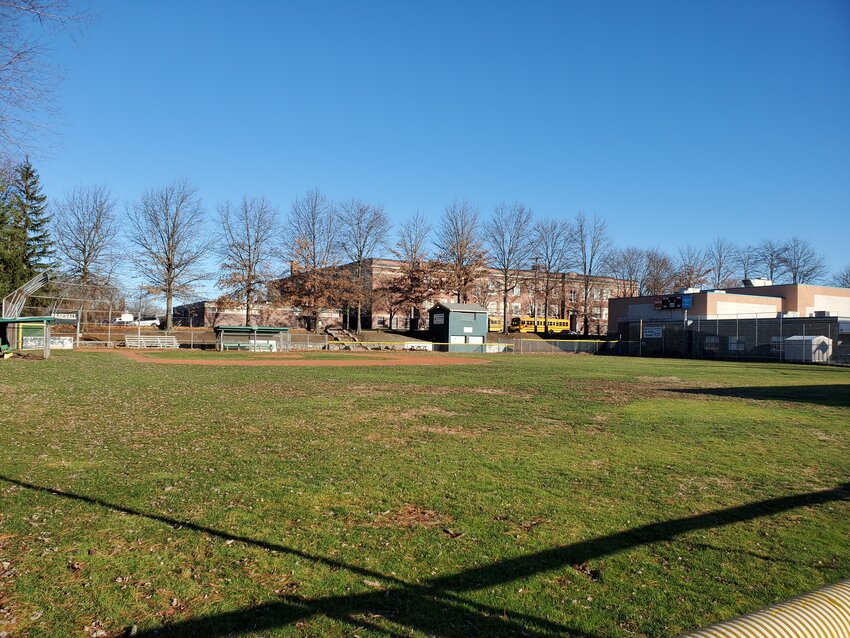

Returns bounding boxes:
[36,0,850,289]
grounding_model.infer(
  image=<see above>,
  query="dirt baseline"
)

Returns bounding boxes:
[116,349,488,367]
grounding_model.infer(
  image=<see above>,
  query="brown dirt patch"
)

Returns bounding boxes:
[373,504,451,529]
[810,429,836,442]
[415,425,473,437]
[398,406,458,420]
[576,380,659,404]
[637,375,683,383]
[114,349,487,368]
[425,386,538,399]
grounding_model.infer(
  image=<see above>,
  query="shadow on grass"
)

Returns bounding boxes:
[668,384,850,407]
[2,475,848,637]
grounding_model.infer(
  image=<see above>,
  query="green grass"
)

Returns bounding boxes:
[134,350,390,360]
[0,352,848,637]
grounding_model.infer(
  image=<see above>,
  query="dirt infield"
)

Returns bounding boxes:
[116,349,488,367]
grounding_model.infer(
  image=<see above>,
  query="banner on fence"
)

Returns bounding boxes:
[643,326,663,338]
[21,336,74,350]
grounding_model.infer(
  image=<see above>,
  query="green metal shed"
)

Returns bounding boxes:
[428,303,488,352]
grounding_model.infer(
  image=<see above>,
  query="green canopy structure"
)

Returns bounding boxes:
[0,316,57,359]
[213,325,290,352]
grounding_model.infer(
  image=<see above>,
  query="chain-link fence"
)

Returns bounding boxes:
[323,339,616,354]
[514,338,613,354]
[289,333,329,350]
[613,316,848,364]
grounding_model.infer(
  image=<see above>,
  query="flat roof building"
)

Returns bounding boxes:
[609,283,850,326]
[608,283,850,363]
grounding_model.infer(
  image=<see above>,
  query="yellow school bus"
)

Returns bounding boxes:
[510,316,570,333]
[488,316,504,332]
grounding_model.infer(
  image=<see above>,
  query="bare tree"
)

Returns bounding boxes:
[0,1,89,161]
[485,202,533,334]
[737,244,758,280]
[435,198,486,303]
[216,196,279,326]
[755,239,783,281]
[674,245,711,290]
[52,184,117,284]
[778,236,827,284]
[572,211,612,335]
[831,265,850,288]
[276,189,347,332]
[605,246,644,297]
[389,211,441,330]
[532,217,572,331]
[51,184,118,325]
[371,273,405,330]
[641,249,676,296]
[706,237,740,289]
[338,199,391,333]
[127,179,210,330]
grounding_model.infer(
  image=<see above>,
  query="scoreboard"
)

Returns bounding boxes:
[654,294,692,310]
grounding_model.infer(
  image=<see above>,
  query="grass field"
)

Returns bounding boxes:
[0,351,848,637]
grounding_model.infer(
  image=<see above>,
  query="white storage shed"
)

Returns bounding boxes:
[784,335,832,363]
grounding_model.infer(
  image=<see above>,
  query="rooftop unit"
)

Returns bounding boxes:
[742,278,773,287]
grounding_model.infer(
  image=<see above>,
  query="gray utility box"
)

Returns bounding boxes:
[784,335,832,362]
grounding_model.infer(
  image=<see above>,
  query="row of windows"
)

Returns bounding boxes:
[467,287,610,302]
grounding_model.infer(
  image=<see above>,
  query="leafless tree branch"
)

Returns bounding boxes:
[126,179,211,329]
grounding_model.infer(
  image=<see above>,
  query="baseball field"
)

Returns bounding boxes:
[0,350,847,637]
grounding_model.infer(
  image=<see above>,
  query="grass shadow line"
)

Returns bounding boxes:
[3,475,848,636]
[667,384,850,407]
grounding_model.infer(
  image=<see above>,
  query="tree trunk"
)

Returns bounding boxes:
[80,268,89,327]
[245,285,252,326]
[582,280,590,336]
[166,292,173,330]
[356,301,362,334]
[502,289,509,336]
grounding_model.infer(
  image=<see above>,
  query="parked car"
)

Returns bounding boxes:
[131,316,160,327]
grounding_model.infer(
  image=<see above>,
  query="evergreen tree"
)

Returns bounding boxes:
[9,157,54,278]
[0,166,29,298]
